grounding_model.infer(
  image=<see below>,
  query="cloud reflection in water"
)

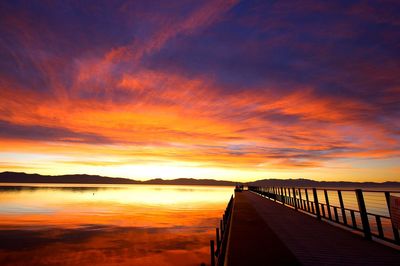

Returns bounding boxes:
[0,184,233,265]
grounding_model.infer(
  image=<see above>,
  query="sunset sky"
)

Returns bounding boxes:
[0,0,399,182]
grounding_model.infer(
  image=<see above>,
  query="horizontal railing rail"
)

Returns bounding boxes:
[210,195,234,266]
[248,186,400,247]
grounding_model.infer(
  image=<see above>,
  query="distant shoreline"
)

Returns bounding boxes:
[0,182,234,187]
[0,171,235,186]
[1,171,399,188]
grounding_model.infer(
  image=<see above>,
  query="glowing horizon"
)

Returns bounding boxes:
[1,1,399,182]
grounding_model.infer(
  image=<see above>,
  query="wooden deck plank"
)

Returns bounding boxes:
[225,191,300,266]
[226,191,400,266]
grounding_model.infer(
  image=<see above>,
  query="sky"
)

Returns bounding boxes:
[0,0,399,182]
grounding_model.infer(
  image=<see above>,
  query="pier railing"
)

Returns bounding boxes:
[210,195,233,266]
[248,186,400,247]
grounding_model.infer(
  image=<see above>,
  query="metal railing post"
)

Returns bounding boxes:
[338,190,347,225]
[292,187,297,210]
[313,188,321,220]
[210,240,215,266]
[385,192,400,243]
[324,189,332,220]
[298,188,303,210]
[305,188,310,212]
[283,187,289,205]
[355,189,371,240]
[216,228,220,256]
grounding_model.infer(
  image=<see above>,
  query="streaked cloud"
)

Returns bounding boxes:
[0,0,399,181]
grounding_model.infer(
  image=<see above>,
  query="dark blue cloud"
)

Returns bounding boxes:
[0,120,111,143]
[144,0,400,103]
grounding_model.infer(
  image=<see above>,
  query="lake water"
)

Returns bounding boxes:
[0,184,233,266]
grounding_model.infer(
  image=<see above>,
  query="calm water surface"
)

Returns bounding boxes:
[0,184,233,266]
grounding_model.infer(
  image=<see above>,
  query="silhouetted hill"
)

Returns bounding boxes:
[142,178,235,186]
[0,171,141,184]
[0,172,235,186]
[247,178,400,188]
[0,172,399,187]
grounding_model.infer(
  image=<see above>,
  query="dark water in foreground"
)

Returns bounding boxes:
[0,184,233,266]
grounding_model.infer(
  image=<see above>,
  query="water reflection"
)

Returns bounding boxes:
[0,184,233,265]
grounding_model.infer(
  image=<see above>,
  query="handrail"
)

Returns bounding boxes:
[248,186,400,247]
[254,187,400,193]
[210,195,234,266]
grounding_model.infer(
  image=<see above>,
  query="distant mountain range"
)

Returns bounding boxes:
[0,171,235,186]
[0,171,399,188]
[247,178,400,188]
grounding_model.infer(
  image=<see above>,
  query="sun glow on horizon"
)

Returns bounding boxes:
[1,148,399,182]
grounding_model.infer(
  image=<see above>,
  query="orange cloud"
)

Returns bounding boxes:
[1,0,399,182]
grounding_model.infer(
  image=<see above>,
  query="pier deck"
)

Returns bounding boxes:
[225,191,400,266]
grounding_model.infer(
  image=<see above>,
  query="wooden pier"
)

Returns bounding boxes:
[217,190,400,266]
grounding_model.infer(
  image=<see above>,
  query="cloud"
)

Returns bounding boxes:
[0,0,399,180]
[0,224,212,265]
[0,120,111,144]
